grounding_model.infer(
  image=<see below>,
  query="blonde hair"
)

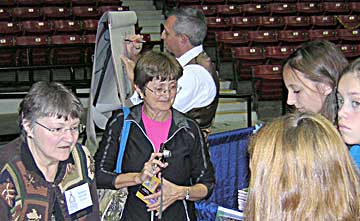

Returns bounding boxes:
[245,112,360,221]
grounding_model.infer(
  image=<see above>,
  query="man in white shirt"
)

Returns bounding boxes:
[161,7,219,131]
[126,8,219,133]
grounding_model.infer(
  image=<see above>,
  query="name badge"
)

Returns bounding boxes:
[64,183,93,215]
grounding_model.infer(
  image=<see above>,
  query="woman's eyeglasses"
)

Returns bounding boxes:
[145,85,182,96]
[35,121,86,136]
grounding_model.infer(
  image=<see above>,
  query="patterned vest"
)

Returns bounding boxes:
[185,51,220,130]
[0,143,96,221]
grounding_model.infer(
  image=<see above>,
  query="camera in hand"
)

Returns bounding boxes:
[158,143,172,163]
[136,143,171,205]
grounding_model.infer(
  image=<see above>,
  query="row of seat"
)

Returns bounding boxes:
[206,15,360,30]
[167,0,360,8]
[0,34,95,67]
[215,29,360,46]
[0,0,122,6]
[250,64,283,101]
[0,5,129,20]
[230,43,360,79]
[229,44,359,101]
[0,20,100,35]
[231,44,360,63]
[195,2,360,16]
[0,32,153,65]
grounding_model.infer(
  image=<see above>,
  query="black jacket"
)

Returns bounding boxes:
[94,104,215,221]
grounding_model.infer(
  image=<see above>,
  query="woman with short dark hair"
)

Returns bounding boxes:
[95,50,215,221]
[0,81,100,220]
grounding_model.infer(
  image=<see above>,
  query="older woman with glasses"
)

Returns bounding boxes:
[94,50,215,221]
[0,81,100,220]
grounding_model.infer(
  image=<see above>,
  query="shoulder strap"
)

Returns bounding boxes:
[115,107,131,173]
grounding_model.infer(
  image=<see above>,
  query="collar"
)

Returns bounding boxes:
[176,45,204,67]
[129,104,191,132]
[21,140,74,184]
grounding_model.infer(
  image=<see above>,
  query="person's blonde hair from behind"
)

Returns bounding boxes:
[245,112,360,221]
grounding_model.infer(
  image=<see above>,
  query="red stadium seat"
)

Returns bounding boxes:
[349,2,360,14]
[257,16,284,29]
[230,16,259,30]
[216,5,241,17]
[83,34,96,44]
[251,64,283,101]
[283,16,310,28]
[322,2,349,14]
[215,31,248,68]
[207,17,231,29]
[205,17,231,46]
[0,8,12,21]
[15,35,48,46]
[82,19,98,33]
[72,6,100,18]
[232,47,264,62]
[337,44,358,60]
[0,36,16,67]
[336,15,360,30]
[247,30,277,44]
[352,44,360,58]
[269,3,297,15]
[50,34,83,44]
[53,20,82,33]
[310,15,337,28]
[98,6,129,14]
[50,34,84,64]
[264,45,295,64]
[15,35,50,65]
[83,34,95,64]
[192,5,217,16]
[336,29,360,43]
[296,2,323,14]
[21,21,52,35]
[278,30,309,43]
[308,29,337,42]
[0,22,21,35]
[0,36,14,46]
[43,6,72,19]
[12,7,43,20]
[232,46,265,80]
[241,4,269,15]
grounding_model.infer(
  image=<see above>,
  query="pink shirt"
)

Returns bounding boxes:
[142,109,172,152]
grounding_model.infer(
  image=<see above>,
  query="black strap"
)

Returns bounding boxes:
[93,44,112,106]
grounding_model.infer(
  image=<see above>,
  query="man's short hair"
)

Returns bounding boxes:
[169,7,207,46]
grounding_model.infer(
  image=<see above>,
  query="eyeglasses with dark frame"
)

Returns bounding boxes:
[145,85,182,96]
[35,121,86,136]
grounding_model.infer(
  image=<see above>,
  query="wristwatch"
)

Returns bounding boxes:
[185,187,190,200]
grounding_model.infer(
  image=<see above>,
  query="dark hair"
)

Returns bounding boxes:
[341,57,360,80]
[19,81,83,137]
[283,40,348,122]
[168,7,207,46]
[134,51,183,93]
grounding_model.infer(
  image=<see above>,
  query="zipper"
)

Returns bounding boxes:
[128,119,186,152]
